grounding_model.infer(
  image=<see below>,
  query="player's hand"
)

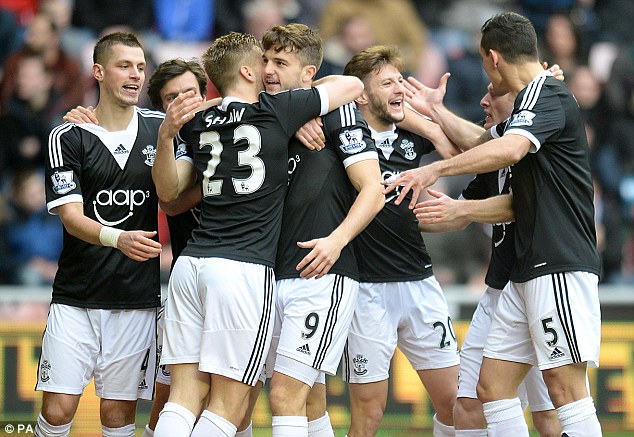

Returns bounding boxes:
[117,230,162,262]
[295,117,325,151]
[295,236,345,279]
[543,61,565,81]
[63,106,99,125]
[403,73,450,117]
[413,189,460,223]
[382,163,440,209]
[160,90,203,138]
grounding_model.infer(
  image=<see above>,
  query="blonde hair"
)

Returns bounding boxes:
[202,32,262,94]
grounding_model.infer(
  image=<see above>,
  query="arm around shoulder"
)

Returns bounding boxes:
[316,75,364,113]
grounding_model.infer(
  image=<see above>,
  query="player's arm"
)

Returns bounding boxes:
[296,158,384,279]
[159,175,201,216]
[314,75,364,113]
[55,202,161,262]
[153,91,200,202]
[398,106,462,158]
[403,75,489,151]
[415,189,514,233]
[384,133,531,208]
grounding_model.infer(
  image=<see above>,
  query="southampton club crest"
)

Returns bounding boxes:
[399,139,417,160]
[353,354,368,376]
[40,360,51,382]
[142,145,156,166]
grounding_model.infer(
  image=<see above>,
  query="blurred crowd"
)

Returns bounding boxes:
[0,0,632,287]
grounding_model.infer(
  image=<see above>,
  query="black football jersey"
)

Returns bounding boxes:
[462,167,515,290]
[504,71,600,281]
[354,127,436,282]
[178,88,326,267]
[275,103,378,280]
[45,107,164,309]
[165,146,200,269]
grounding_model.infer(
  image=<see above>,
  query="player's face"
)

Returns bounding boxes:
[98,44,146,107]
[480,83,515,129]
[159,71,202,112]
[365,63,405,124]
[262,47,308,94]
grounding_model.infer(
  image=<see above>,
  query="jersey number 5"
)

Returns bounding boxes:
[200,125,266,196]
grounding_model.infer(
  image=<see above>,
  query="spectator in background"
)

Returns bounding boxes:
[0,51,68,176]
[517,0,575,35]
[4,167,63,286]
[316,16,375,79]
[0,12,84,112]
[436,0,503,122]
[242,0,286,40]
[318,0,427,76]
[541,13,583,72]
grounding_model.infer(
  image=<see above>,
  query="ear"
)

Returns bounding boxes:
[355,89,369,106]
[490,50,501,68]
[240,65,254,83]
[302,65,317,84]
[93,63,104,81]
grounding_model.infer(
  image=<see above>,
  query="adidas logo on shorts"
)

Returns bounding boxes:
[296,344,311,355]
[138,378,148,390]
[549,347,565,360]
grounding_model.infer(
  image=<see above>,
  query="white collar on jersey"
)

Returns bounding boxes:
[219,96,248,111]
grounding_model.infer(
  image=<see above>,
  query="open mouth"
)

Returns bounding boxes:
[389,98,403,111]
[123,84,139,94]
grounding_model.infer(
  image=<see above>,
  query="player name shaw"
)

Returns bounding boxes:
[204,108,246,127]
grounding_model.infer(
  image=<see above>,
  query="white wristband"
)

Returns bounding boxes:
[99,226,123,248]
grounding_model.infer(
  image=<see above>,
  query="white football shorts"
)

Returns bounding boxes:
[484,272,600,370]
[267,274,358,378]
[161,256,275,386]
[343,276,460,384]
[36,303,157,400]
[459,286,553,412]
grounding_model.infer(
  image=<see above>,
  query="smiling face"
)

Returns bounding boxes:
[96,43,146,107]
[261,46,311,94]
[363,63,405,128]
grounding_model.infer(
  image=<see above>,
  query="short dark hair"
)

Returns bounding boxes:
[480,12,538,64]
[148,59,208,111]
[261,23,323,69]
[93,32,143,65]
[343,45,403,82]
[201,32,261,95]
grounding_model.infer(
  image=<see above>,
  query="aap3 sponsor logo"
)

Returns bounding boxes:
[93,189,150,226]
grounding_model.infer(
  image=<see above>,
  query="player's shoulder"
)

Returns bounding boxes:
[137,106,165,120]
[49,122,84,145]
[323,102,363,131]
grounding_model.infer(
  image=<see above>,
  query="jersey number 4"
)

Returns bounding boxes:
[200,125,265,196]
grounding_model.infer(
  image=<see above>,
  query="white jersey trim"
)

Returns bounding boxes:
[342,150,379,168]
[48,123,74,168]
[315,84,330,116]
[338,103,356,127]
[47,194,83,215]
[504,128,540,153]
